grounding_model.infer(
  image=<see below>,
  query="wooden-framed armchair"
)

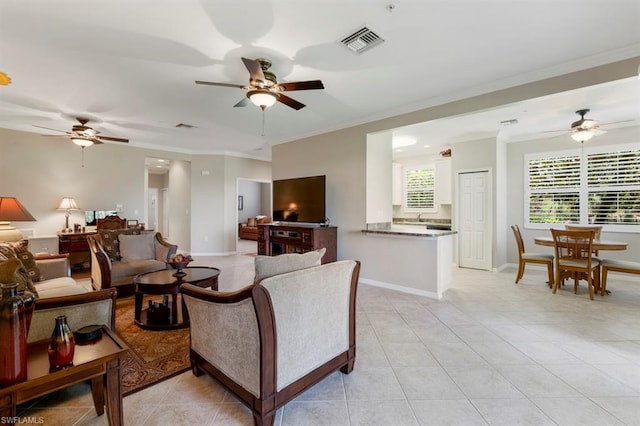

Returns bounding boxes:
[181,260,360,426]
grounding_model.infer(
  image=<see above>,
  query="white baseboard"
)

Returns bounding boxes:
[359,277,442,300]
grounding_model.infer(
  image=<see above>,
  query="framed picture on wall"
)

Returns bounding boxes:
[238,195,243,211]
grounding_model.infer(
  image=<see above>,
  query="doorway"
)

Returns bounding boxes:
[458,170,492,270]
[236,178,272,254]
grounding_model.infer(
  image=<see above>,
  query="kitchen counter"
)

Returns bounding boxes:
[362,223,456,237]
[361,222,455,299]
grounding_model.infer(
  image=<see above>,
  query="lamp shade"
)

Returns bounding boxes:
[0,197,35,242]
[71,136,94,147]
[0,197,36,221]
[57,197,79,211]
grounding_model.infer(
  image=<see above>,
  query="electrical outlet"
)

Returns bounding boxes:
[116,204,123,212]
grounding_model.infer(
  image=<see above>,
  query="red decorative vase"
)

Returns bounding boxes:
[0,283,35,386]
[48,315,75,369]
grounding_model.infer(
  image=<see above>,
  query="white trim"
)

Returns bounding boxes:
[359,277,442,300]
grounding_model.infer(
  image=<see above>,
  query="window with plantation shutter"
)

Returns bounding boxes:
[405,167,435,211]
[588,150,640,226]
[525,144,640,232]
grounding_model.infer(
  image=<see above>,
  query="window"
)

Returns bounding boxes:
[525,144,640,231]
[404,167,435,212]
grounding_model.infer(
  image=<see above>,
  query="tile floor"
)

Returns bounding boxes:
[16,253,640,425]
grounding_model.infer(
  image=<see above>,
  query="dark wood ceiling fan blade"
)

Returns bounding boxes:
[278,80,324,91]
[32,124,68,133]
[278,94,306,110]
[234,97,250,108]
[195,80,245,88]
[98,136,129,143]
[241,57,266,85]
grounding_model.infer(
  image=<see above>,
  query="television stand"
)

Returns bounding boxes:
[258,224,337,263]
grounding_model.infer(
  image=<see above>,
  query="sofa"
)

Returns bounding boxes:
[87,231,177,295]
[0,240,116,343]
[181,250,360,426]
[238,216,272,240]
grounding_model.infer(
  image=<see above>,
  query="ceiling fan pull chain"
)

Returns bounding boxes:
[262,109,266,137]
[81,146,85,167]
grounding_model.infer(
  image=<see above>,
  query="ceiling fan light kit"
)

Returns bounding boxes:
[71,136,94,147]
[571,129,595,143]
[248,90,278,110]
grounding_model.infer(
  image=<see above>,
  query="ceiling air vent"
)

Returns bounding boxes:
[340,27,384,54]
[175,123,197,129]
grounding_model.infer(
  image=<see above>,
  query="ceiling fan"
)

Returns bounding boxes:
[33,117,129,147]
[567,109,604,142]
[196,57,324,110]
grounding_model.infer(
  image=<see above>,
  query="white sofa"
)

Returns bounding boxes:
[181,256,360,426]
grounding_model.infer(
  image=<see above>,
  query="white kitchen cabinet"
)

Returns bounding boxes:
[434,158,452,204]
[392,162,403,205]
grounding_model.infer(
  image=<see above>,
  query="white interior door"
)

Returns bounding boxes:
[458,171,492,270]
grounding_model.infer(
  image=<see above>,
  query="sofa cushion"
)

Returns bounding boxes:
[119,233,155,262]
[99,228,141,261]
[34,277,88,298]
[111,259,166,284]
[247,217,256,227]
[0,252,39,297]
[254,248,326,283]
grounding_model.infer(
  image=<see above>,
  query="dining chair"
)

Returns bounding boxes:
[511,225,554,287]
[551,228,600,300]
[600,259,640,296]
[565,224,603,256]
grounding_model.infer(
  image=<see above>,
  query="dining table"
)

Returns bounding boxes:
[534,235,628,294]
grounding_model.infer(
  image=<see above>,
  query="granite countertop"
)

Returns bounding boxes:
[362,223,457,237]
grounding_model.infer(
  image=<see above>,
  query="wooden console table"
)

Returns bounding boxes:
[0,326,128,425]
[57,231,96,269]
[258,224,337,263]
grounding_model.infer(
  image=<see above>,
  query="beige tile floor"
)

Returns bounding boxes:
[16,252,640,425]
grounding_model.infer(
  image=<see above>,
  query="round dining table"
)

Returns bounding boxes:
[534,236,628,251]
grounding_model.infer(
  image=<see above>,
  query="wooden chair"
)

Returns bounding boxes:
[600,259,640,296]
[96,215,127,230]
[565,224,603,256]
[551,228,600,300]
[511,225,554,287]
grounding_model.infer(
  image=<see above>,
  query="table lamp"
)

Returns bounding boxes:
[0,197,36,242]
[57,197,79,233]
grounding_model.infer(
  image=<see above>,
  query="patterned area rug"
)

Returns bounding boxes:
[115,296,190,396]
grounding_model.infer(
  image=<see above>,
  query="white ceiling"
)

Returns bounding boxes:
[1,0,639,161]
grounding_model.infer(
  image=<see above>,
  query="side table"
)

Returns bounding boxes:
[0,326,128,425]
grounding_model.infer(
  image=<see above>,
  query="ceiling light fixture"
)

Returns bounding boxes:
[70,136,94,147]
[570,129,595,143]
[392,137,416,148]
[248,90,278,110]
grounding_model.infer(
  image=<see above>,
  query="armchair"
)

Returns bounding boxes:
[181,259,360,426]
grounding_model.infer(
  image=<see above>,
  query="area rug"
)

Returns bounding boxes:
[115,296,190,396]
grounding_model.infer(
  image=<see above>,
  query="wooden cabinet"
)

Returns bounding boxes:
[258,224,337,264]
[435,158,452,205]
[58,232,95,254]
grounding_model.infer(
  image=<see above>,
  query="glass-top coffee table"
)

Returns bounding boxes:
[133,266,220,330]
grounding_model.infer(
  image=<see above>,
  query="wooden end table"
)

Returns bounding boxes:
[0,326,128,425]
[134,266,220,330]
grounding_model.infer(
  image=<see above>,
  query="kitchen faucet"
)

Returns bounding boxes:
[416,213,422,222]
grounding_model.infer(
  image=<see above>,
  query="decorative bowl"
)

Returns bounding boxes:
[167,260,191,270]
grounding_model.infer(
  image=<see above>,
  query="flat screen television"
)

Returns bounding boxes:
[272,175,326,224]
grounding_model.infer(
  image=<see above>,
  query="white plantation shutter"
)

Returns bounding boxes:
[527,155,581,223]
[588,150,640,225]
[526,145,640,231]
[405,168,435,210]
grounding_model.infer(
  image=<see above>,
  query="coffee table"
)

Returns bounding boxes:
[0,326,128,425]
[134,266,220,330]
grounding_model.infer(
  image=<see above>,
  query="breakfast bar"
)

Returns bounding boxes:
[362,223,456,299]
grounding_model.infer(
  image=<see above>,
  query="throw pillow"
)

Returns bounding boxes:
[0,257,38,297]
[119,233,155,262]
[254,248,326,283]
[10,239,42,282]
[98,228,141,261]
[247,217,256,227]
